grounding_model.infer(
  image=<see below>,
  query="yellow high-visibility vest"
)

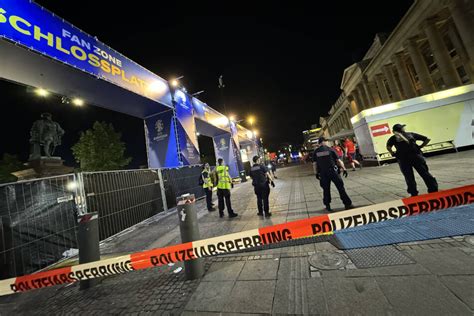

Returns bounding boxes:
[216,165,231,190]
[202,169,213,189]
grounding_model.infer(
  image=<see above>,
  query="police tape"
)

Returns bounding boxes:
[1,185,472,296]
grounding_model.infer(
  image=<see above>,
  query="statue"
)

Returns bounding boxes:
[29,113,65,160]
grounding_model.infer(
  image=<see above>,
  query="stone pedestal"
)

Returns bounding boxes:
[14,157,74,180]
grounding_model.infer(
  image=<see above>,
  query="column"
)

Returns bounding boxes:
[394,52,417,98]
[448,24,474,81]
[357,84,369,109]
[362,79,374,108]
[423,18,462,88]
[382,64,403,101]
[375,74,390,104]
[346,109,353,127]
[351,90,362,114]
[367,79,382,106]
[344,109,351,129]
[347,95,358,116]
[449,0,474,64]
[405,38,436,94]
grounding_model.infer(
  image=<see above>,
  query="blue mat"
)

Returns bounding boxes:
[333,204,474,249]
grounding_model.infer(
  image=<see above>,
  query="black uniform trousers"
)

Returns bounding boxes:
[254,184,270,214]
[217,188,234,215]
[319,168,352,207]
[204,187,213,211]
[398,155,438,196]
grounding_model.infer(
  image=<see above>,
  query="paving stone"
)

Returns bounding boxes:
[222,280,276,314]
[376,275,472,315]
[184,281,234,312]
[406,248,474,275]
[277,257,310,279]
[238,259,279,280]
[439,275,474,310]
[202,261,245,281]
[273,277,328,314]
[322,277,394,315]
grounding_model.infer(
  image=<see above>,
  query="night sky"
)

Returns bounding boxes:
[1,1,413,167]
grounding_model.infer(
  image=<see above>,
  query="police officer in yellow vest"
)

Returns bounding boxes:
[216,158,238,218]
[201,163,216,212]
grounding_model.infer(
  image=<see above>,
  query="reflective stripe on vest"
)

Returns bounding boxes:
[216,165,231,190]
[202,169,213,189]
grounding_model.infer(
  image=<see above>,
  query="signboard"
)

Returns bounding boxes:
[370,123,391,137]
[174,90,200,165]
[0,0,172,106]
[145,110,180,168]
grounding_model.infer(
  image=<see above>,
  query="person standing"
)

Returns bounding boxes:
[216,158,238,218]
[250,156,275,217]
[386,123,438,196]
[313,137,354,212]
[333,140,344,160]
[344,137,362,171]
[201,163,215,212]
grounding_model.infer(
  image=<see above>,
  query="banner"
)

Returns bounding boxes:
[0,0,172,106]
[0,185,472,296]
[213,133,239,178]
[174,90,200,165]
[145,110,180,168]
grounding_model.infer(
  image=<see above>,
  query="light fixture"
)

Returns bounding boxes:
[35,88,49,97]
[229,115,236,122]
[253,130,258,137]
[248,116,255,125]
[72,98,84,106]
[196,132,200,136]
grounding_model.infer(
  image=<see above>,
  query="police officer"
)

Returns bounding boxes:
[201,163,215,212]
[386,123,438,196]
[313,137,354,212]
[216,158,238,218]
[250,156,275,217]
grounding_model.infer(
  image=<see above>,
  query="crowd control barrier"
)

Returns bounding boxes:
[0,184,472,296]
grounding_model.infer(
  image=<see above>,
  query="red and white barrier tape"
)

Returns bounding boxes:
[1,185,472,296]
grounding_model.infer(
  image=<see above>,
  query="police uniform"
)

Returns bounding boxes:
[202,168,214,211]
[386,131,438,196]
[250,163,271,216]
[313,144,352,210]
[216,164,237,217]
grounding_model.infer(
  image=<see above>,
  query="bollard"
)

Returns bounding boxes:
[77,212,100,290]
[177,194,204,280]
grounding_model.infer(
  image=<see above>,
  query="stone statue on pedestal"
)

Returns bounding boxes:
[29,113,65,160]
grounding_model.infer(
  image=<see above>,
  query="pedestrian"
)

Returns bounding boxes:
[313,137,354,212]
[386,123,438,196]
[333,140,344,160]
[270,159,278,179]
[215,158,238,218]
[201,163,215,212]
[344,137,362,171]
[250,156,275,217]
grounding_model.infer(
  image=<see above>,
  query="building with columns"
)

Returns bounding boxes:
[321,0,473,139]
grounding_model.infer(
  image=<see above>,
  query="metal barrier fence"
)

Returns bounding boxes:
[0,174,79,279]
[0,165,206,280]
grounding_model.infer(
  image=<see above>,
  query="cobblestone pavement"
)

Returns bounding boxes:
[0,151,473,315]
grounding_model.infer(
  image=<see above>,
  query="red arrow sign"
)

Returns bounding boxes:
[371,123,391,137]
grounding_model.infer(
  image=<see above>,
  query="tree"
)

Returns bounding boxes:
[72,122,131,171]
[0,154,26,183]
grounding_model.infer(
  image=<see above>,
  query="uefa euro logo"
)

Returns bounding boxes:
[155,120,164,133]
[220,138,226,147]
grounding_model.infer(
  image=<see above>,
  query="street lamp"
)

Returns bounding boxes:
[248,116,255,127]
[35,88,49,97]
[170,75,184,87]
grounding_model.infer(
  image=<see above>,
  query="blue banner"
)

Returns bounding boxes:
[213,133,239,178]
[0,0,172,106]
[174,90,200,165]
[145,110,180,168]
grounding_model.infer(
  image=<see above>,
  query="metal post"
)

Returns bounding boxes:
[177,194,204,280]
[157,169,168,213]
[77,212,100,290]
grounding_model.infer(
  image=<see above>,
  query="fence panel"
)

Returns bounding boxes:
[0,174,79,279]
[82,169,164,241]
[161,165,205,208]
